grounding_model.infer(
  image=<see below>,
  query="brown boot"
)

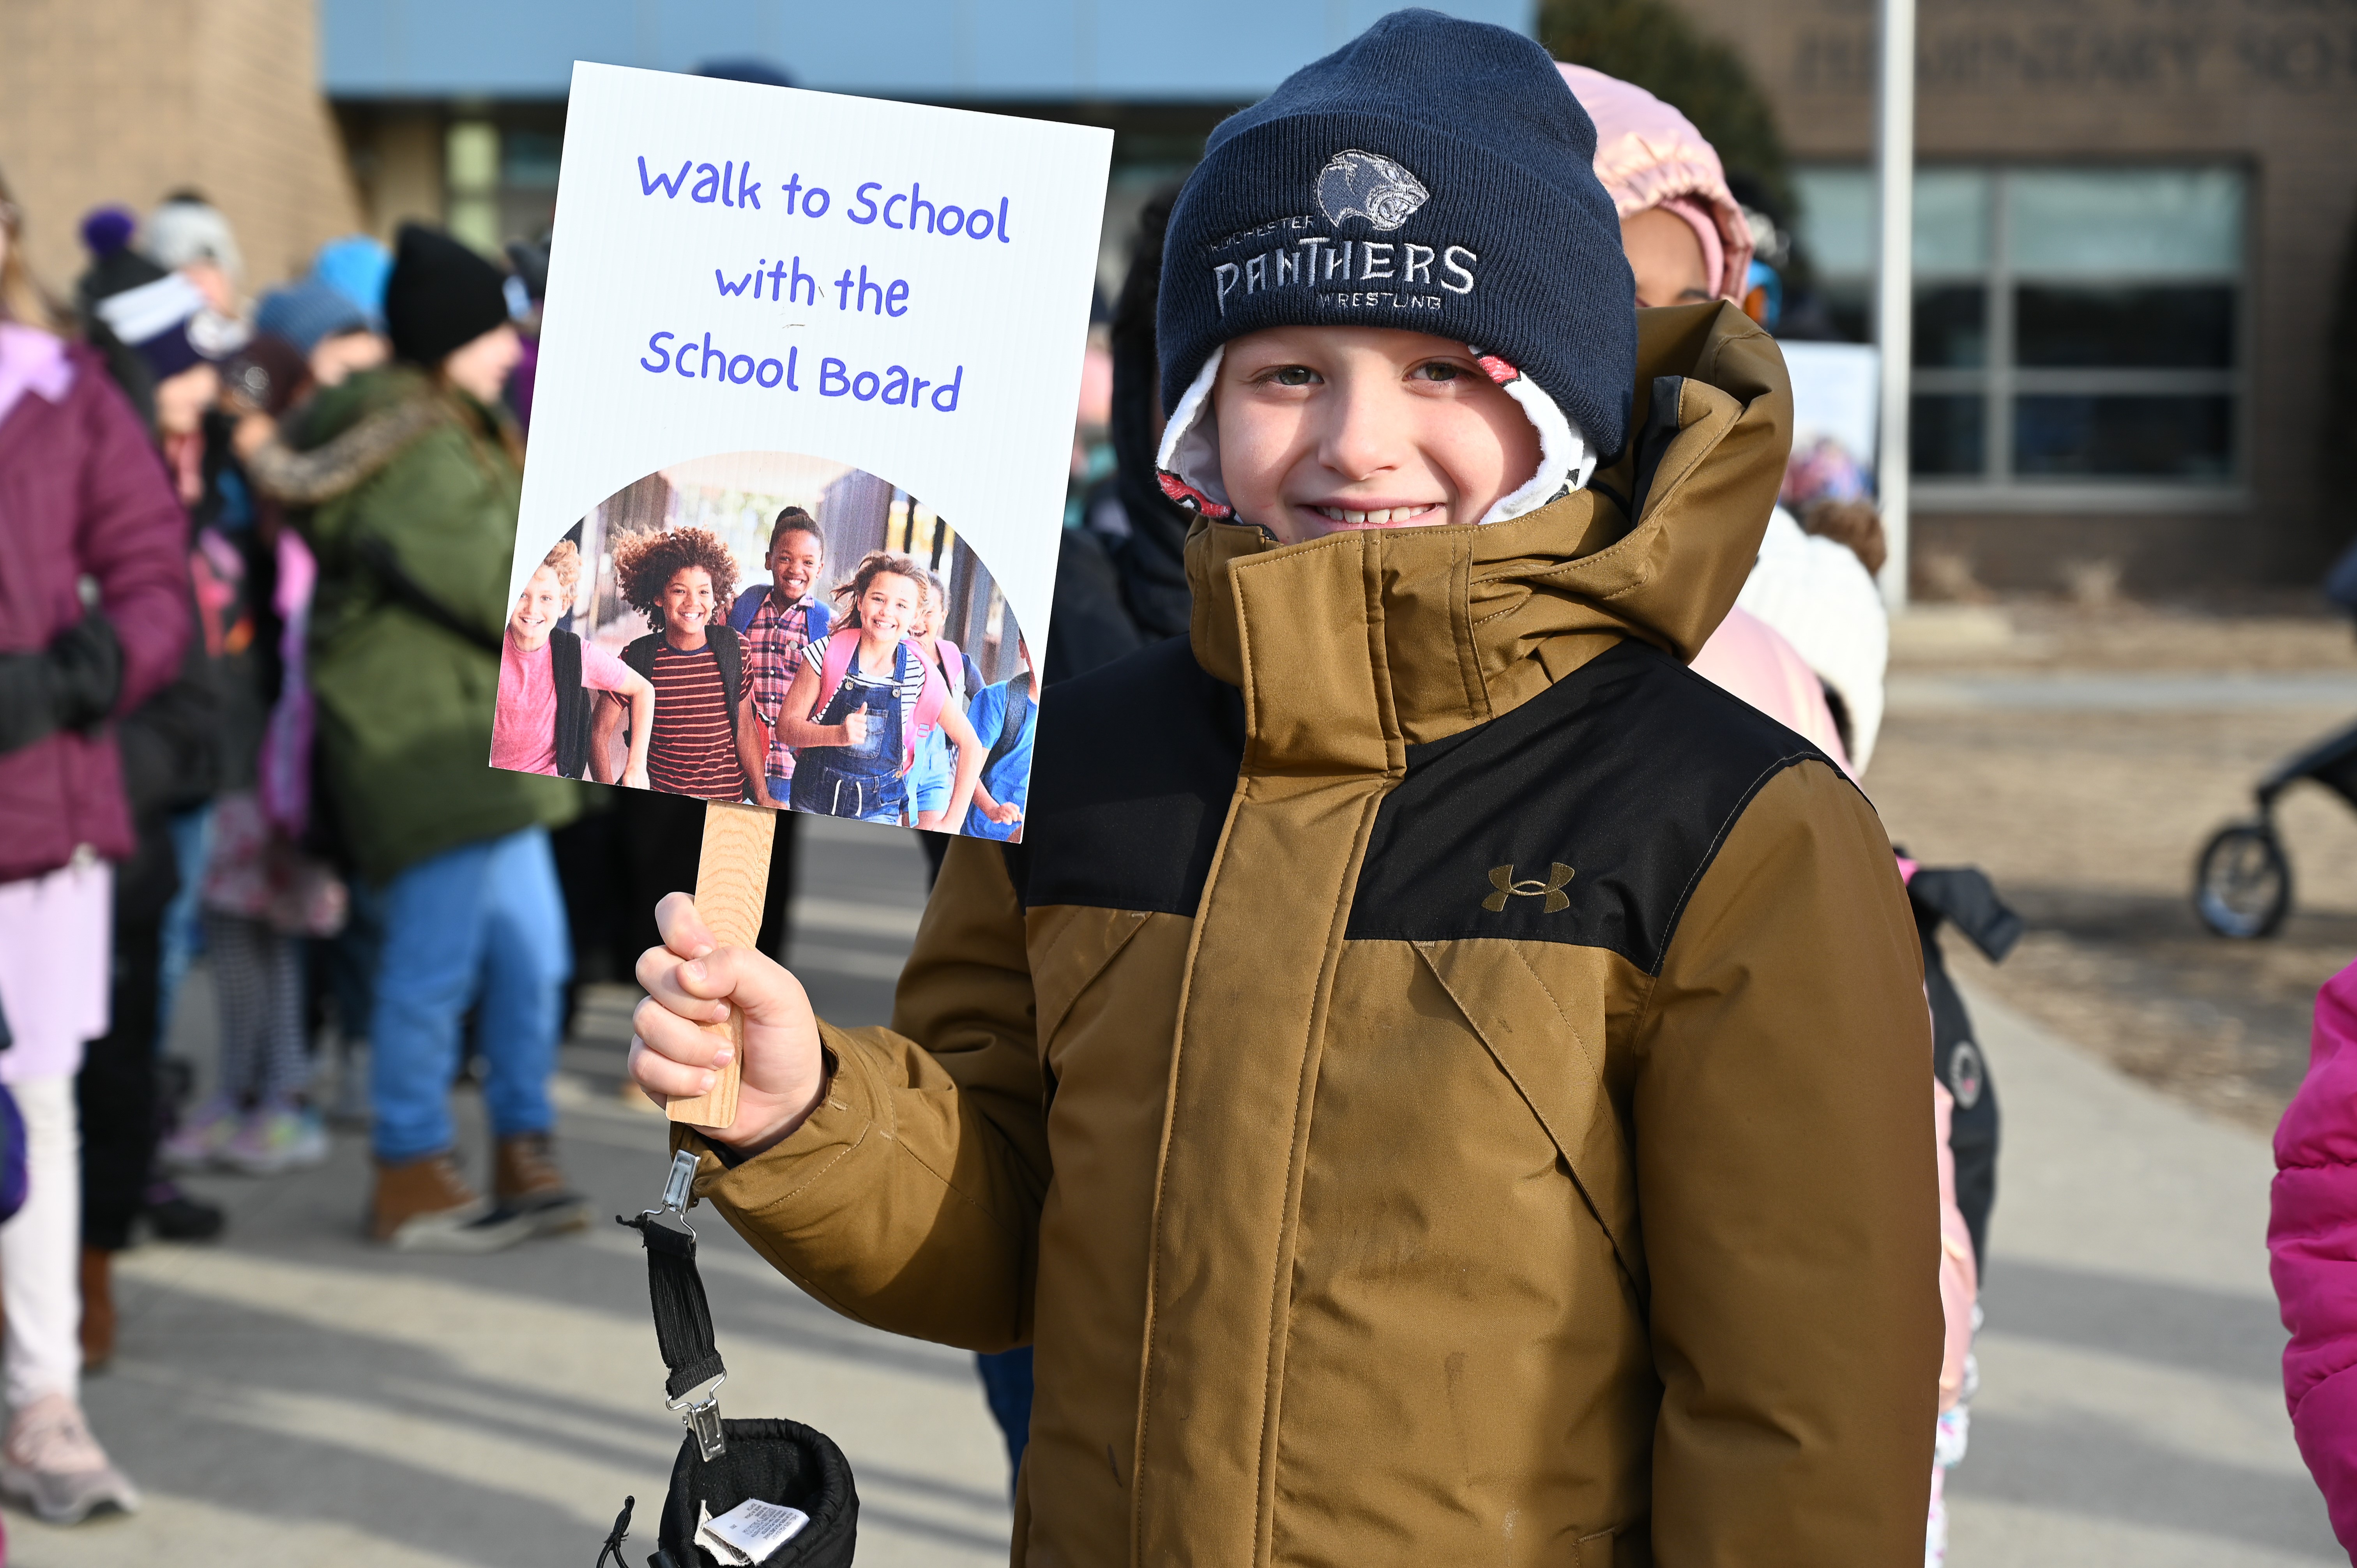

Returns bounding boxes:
[493,1132,590,1236]
[78,1248,115,1372]
[369,1151,532,1253]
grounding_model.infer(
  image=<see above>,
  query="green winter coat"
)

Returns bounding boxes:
[289,366,574,883]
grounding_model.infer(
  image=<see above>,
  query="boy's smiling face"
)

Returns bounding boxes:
[661,566,715,637]
[1212,326,1541,545]
[509,564,565,651]
[767,529,824,604]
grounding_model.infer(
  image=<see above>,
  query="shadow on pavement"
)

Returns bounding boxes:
[1981,1258,2288,1387]
[1956,1406,2338,1561]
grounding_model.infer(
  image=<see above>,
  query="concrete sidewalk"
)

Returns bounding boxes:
[1946,983,2337,1563]
[5,811,2340,1564]
[5,819,1011,1568]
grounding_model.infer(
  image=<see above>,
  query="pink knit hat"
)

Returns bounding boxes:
[1556,62,1754,302]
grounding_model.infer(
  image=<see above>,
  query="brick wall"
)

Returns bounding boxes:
[0,0,363,304]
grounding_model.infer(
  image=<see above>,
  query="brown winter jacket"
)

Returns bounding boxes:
[681,302,1942,1565]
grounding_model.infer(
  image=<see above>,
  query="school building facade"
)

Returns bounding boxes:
[1672,0,2357,594]
[6,0,2347,594]
[318,0,2357,595]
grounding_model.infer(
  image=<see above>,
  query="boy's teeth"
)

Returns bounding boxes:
[1317,505,1429,525]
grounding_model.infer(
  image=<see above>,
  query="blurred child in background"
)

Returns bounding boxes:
[0,165,186,1524]
[291,225,582,1250]
[1564,60,1968,1566]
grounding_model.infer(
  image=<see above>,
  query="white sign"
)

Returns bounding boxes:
[1780,340,1881,478]
[495,63,1109,840]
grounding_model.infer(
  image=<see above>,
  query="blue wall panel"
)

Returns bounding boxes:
[322,0,1535,101]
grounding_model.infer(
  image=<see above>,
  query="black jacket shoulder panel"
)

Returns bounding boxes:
[1005,635,1244,915]
[1345,639,1832,973]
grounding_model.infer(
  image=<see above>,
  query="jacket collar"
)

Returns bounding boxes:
[1185,300,1792,763]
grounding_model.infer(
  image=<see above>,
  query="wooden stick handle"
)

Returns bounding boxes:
[665,800,777,1128]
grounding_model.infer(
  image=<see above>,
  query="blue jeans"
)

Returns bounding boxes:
[369,827,571,1163]
[155,803,216,1050]
[975,1346,1034,1491]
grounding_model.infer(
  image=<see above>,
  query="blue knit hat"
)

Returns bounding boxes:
[256,278,374,356]
[1155,10,1636,525]
[312,235,394,318]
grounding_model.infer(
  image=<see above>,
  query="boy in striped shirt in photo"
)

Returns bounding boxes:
[608,527,758,802]
[732,507,832,809]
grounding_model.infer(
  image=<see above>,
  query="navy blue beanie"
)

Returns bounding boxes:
[256,278,374,356]
[1158,9,1636,463]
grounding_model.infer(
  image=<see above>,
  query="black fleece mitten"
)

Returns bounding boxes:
[0,608,125,756]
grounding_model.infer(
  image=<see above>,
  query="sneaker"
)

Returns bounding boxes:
[493,1131,592,1237]
[159,1095,240,1172]
[370,1151,537,1253]
[0,1393,139,1524]
[141,1179,227,1242]
[220,1104,329,1176]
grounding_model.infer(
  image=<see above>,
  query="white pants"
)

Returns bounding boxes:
[1,1075,82,1408]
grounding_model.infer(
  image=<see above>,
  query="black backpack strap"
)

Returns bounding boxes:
[984,675,1034,777]
[620,632,658,685]
[620,1150,728,1459]
[550,629,590,780]
[709,623,744,745]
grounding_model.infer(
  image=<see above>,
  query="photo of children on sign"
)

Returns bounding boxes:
[492,449,1034,841]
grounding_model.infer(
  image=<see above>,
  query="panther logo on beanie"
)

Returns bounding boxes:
[1315,151,1429,232]
[1157,8,1638,494]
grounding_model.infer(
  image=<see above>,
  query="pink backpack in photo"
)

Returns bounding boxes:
[810,627,949,773]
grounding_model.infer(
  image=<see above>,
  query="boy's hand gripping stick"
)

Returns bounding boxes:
[665,801,776,1129]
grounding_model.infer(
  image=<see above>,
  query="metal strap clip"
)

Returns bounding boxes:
[638,1150,726,1460]
[670,1374,728,1462]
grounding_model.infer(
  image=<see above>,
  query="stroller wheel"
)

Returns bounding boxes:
[2194,821,2292,938]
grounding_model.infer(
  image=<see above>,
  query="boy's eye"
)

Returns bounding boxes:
[1410,361,1468,383]
[1263,365,1320,387]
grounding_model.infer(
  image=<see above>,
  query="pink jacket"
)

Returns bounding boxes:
[2273,957,2357,1556]
[0,328,191,883]
[1691,606,1853,776]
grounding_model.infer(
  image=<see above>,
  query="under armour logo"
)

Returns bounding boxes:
[1483,863,1574,913]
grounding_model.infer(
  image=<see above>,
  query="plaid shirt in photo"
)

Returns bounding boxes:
[744,592,825,782]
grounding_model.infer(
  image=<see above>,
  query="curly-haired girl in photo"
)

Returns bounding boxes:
[776,551,986,826]
[602,527,756,802]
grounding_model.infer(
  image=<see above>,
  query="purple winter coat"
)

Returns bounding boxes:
[2275,956,2357,1561]
[0,338,191,884]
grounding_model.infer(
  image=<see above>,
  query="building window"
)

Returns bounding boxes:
[1791,165,2247,504]
[442,119,564,258]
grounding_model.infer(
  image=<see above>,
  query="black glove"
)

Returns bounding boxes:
[0,608,125,756]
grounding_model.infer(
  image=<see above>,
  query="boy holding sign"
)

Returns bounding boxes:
[631,14,1936,1561]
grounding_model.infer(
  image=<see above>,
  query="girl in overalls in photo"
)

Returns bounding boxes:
[777,551,988,829]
